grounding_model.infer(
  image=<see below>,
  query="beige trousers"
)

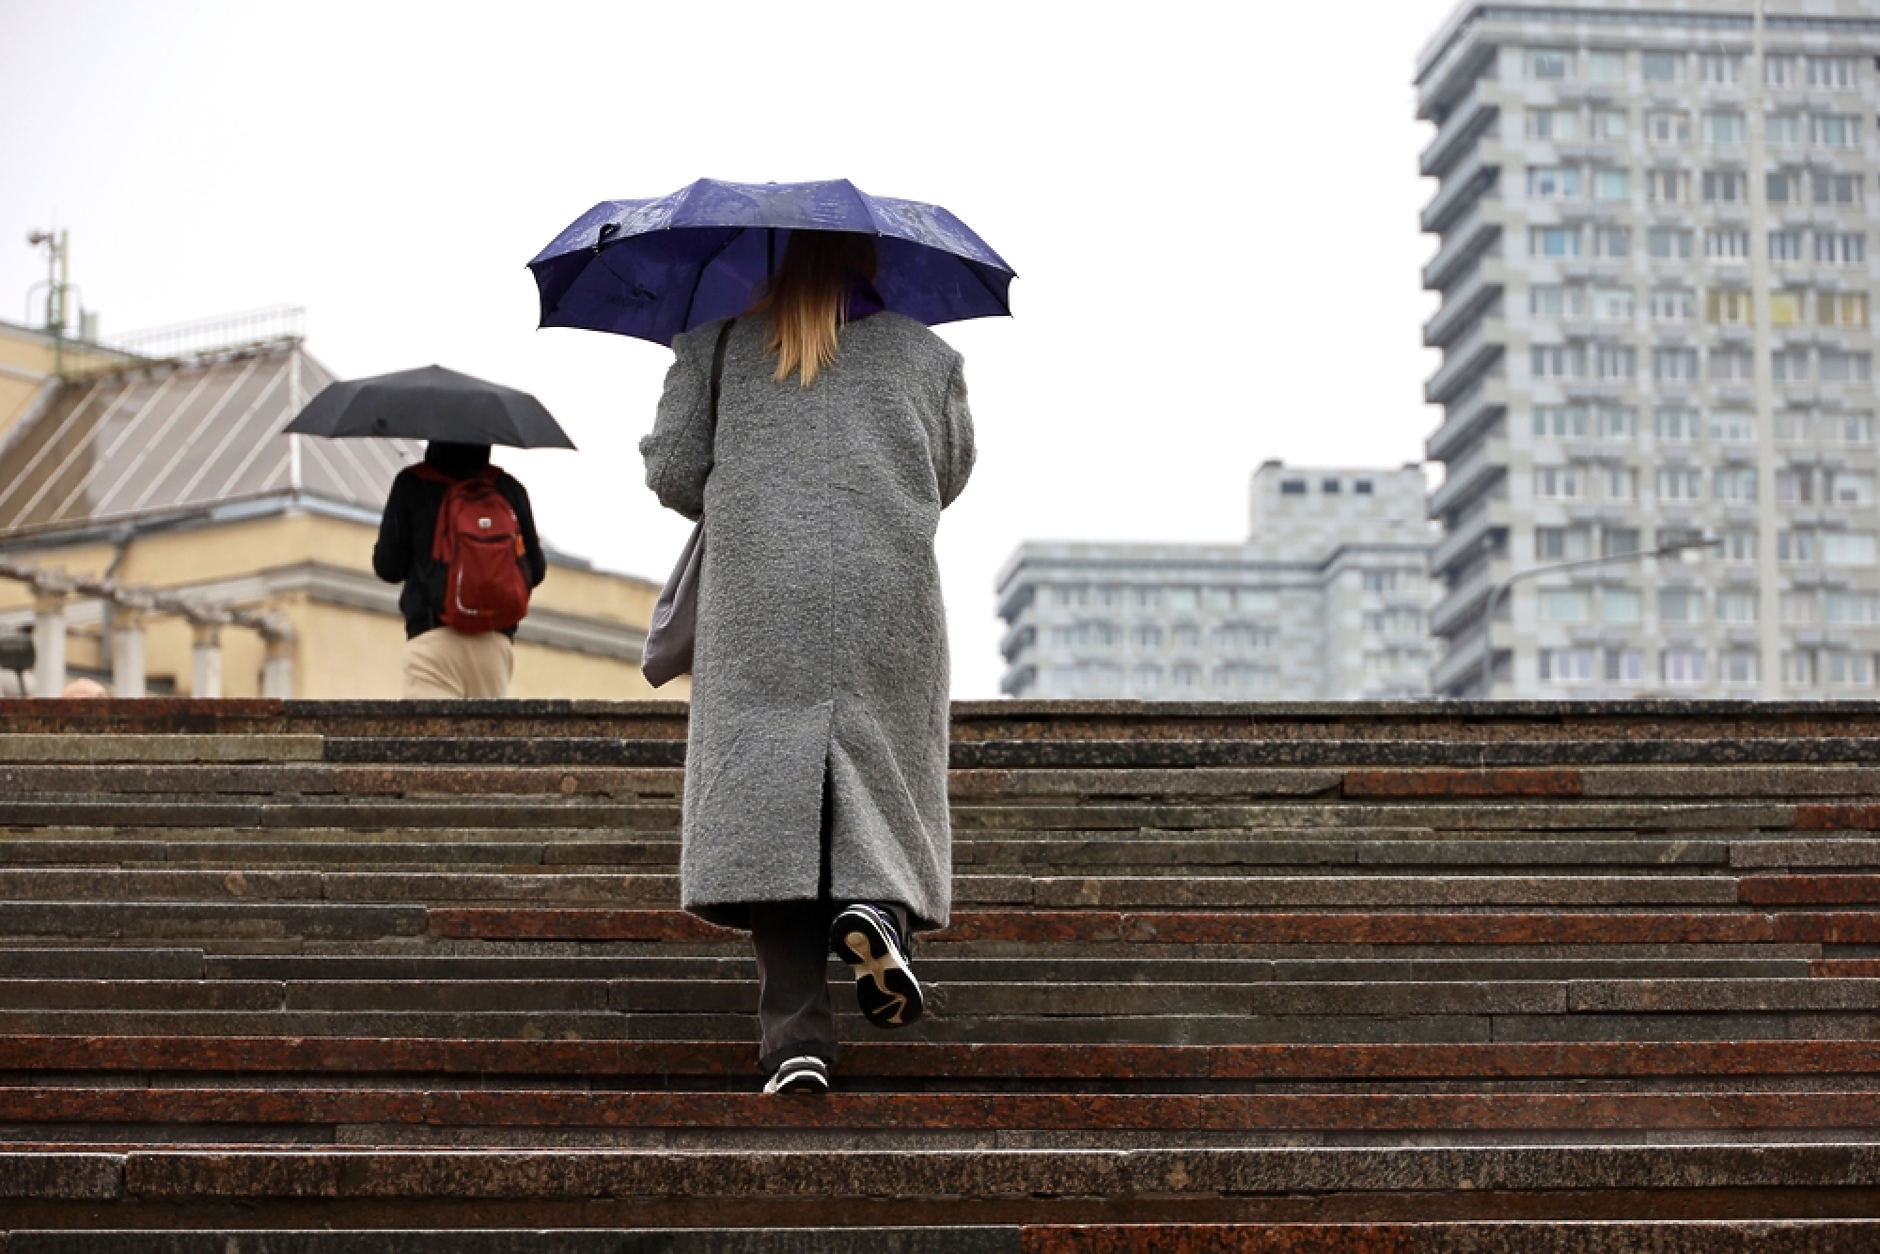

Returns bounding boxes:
[402,627,514,699]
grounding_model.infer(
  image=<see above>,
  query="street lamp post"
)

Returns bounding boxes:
[1475,535,1724,698]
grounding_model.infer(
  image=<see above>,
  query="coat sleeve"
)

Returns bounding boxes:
[937,354,976,509]
[372,472,413,583]
[640,325,718,522]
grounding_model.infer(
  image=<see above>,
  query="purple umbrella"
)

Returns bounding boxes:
[527,178,1014,347]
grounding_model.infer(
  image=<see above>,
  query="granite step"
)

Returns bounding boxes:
[0,1232,1004,1254]
[4,1142,1880,1225]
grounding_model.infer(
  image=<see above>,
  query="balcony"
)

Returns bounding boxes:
[1431,626,1489,697]
[1427,378,1507,463]
[1424,262,1502,348]
[1420,82,1497,177]
[1421,145,1498,234]
[1423,200,1499,291]
[1431,497,1509,578]
[1425,318,1504,405]
[1429,437,1507,519]
[1432,555,1511,642]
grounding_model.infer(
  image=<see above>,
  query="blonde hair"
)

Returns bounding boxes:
[749,231,879,387]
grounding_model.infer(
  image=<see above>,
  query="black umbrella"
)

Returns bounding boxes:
[284,365,576,449]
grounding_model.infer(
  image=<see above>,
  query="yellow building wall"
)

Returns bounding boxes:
[0,508,685,700]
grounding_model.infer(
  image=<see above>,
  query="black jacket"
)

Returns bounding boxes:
[372,451,547,639]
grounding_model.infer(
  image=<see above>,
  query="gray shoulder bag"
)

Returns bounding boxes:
[641,319,734,689]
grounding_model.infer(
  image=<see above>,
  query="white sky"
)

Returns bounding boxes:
[0,0,1459,698]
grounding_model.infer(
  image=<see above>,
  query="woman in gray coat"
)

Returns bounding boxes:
[641,231,975,1095]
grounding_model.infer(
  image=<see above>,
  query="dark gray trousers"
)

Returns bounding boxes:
[750,899,839,1072]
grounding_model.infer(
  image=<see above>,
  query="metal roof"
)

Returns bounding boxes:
[0,342,426,538]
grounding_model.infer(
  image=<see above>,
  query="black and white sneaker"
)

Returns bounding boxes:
[830,903,925,1029]
[762,1054,831,1095]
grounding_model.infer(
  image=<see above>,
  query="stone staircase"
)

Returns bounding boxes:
[2,698,1880,1250]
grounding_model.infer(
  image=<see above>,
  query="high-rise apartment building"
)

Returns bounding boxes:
[997,464,1436,700]
[1418,0,1880,697]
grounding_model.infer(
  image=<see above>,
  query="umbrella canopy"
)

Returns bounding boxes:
[528,178,1014,346]
[284,366,576,450]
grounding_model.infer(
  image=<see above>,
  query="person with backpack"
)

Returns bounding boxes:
[372,441,547,698]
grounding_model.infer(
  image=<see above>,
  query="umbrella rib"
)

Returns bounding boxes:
[675,228,749,333]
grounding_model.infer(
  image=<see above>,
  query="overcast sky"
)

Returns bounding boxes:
[0,0,1460,698]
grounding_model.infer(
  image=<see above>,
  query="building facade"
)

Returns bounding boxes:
[1418,0,1880,697]
[997,464,1437,700]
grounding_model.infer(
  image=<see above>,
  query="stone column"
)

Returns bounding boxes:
[190,621,223,699]
[112,606,148,699]
[261,632,295,699]
[31,591,67,699]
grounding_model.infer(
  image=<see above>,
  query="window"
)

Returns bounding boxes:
[1606,649,1644,682]
[1534,467,1586,500]
[1319,479,1340,495]
[1777,411,1812,442]
[1540,588,1589,622]
[1822,293,1871,328]
[1654,407,1700,441]
[1528,167,1582,199]
[1659,589,1704,623]
[1593,227,1631,258]
[1645,110,1689,143]
[1531,286,1585,319]
[1362,571,1398,593]
[1132,663,1162,692]
[1771,291,1802,326]
[1784,592,1822,626]
[1603,528,1642,557]
[1589,288,1632,322]
[1773,347,1809,383]
[1604,467,1638,501]
[1527,108,1581,140]
[1642,51,1682,84]
[1766,114,1803,146]
[1054,586,1090,607]
[1720,531,1757,564]
[1602,587,1642,623]
[1539,648,1596,683]
[1827,593,1880,625]
[1824,533,1879,566]
[1722,652,1759,686]
[1813,174,1863,206]
[1662,649,1707,685]
[1704,230,1751,260]
[1824,653,1878,689]
[1769,232,1804,263]
[1647,170,1689,203]
[1533,404,1589,438]
[1215,622,1278,651]
[1656,468,1703,501]
[1810,115,1859,148]
[1238,589,1280,613]
[1834,414,1878,445]
[1650,288,1696,321]
[1816,235,1867,265]
[1766,172,1799,205]
[1648,228,1693,260]
[1595,345,1636,379]
[1701,170,1748,203]
[1765,55,1801,87]
[1530,226,1582,258]
[1134,588,1163,609]
[1527,49,1572,80]
[1592,108,1627,139]
[1779,530,1818,564]
[1806,57,1858,89]
[1709,347,1755,382]
[1168,588,1199,610]
[1777,468,1816,504]
[1704,111,1746,145]
[1698,55,1742,85]
[1830,472,1877,506]
[1171,663,1201,691]
[1716,591,1758,623]
[1594,169,1630,202]
[1535,526,1592,559]
[1132,623,1164,648]
[1822,352,1874,385]
[1599,407,1637,439]
[1586,51,1624,83]
[1783,651,1817,687]
[1280,479,1307,495]
[1353,481,1373,496]
[1531,344,1587,379]
[1652,347,1699,381]
[1710,412,1754,443]
[1714,468,1758,502]
[1171,623,1201,649]
[1706,291,1752,325]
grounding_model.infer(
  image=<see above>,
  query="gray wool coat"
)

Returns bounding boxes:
[640,312,975,933]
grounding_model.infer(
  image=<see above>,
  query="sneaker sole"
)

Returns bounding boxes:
[763,1061,830,1095]
[833,908,925,1029]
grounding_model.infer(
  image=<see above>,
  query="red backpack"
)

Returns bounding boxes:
[412,464,531,633]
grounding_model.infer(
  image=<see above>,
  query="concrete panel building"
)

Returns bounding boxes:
[1418,0,1880,698]
[997,464,1437,700]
